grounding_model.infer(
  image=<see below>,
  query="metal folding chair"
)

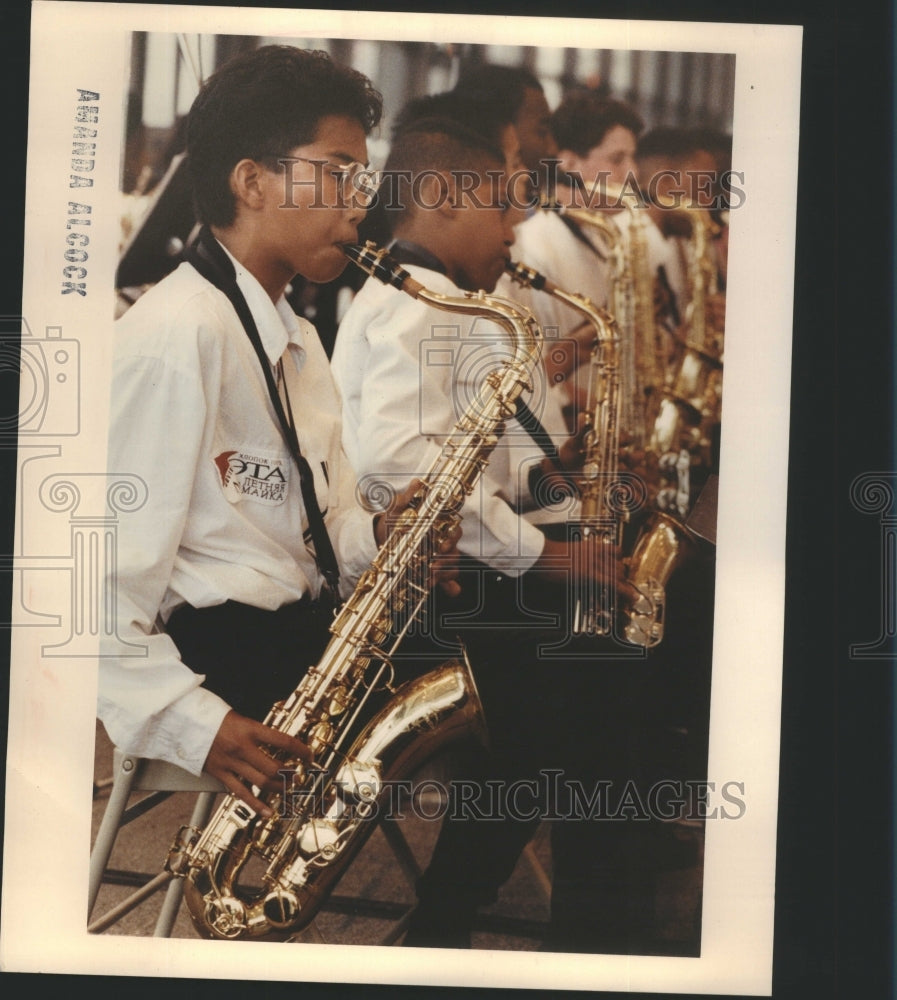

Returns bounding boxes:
[88,749,222,936]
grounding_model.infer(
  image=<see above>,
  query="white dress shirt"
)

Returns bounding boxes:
[504,204,680,337]
[331,264,547,577]
[99,249,378,773]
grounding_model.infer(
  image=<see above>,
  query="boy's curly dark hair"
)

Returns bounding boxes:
[187,44,383,226]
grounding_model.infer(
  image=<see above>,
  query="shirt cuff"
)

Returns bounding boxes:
[336,508,381,599]
[161,686,232,776]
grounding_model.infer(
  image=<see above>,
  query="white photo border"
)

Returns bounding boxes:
[3,3,802,993]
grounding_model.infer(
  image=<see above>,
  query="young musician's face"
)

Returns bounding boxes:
[640,148,719,210]
[683,148,719,208]
[499,123,534,209]
[448,170,519,294]
[568,124,639,188]
[515,86,559,182]
[262,114,370,286]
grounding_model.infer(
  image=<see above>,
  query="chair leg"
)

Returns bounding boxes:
[88,754,139,919]
[153,789,218,937]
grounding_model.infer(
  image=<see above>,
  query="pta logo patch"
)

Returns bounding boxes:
[214,449,289,506]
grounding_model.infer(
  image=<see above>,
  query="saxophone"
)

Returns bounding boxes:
[165,241,543,942]
[504,258,696,649]
[627,202,719,643]
[650,202,725,515]
[504,260,623,638]
[541,184,665,448]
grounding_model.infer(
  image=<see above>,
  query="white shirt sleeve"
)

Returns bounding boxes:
[100,269,380,772]
[100,346,231,775]
[333,277,545,576]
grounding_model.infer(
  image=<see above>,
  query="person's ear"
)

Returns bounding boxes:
[228,158,268,212]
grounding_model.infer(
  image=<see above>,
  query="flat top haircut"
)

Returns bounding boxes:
[392,90,513,148]
[550,91,644,156]
[685,127,733,158]
[381,115,506,233]
[187,44,383,227]
[452,63,544,121]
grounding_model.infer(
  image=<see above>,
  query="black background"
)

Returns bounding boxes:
[2,1,894,997]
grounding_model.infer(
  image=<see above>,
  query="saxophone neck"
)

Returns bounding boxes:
[504,259,616,347]
[345,241,542,375]
[542,201,622,249]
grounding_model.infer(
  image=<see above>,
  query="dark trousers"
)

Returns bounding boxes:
[399,558,672,951]
[165,598,335,721]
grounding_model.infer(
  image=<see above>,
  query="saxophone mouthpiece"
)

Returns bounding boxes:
[343,240,422,296]
[505,259,548,292]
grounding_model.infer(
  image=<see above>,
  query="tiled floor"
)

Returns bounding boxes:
[89,721,704,953]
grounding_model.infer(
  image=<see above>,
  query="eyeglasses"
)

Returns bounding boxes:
[276,155,383,208]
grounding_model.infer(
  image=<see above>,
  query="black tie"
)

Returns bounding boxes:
[184,227,341,600]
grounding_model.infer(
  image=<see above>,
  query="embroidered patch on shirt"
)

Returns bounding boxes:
[214,449,289,506]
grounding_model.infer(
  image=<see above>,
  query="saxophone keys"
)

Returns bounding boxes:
[202,895,249,939]
[259,889,302,930]
[335,759,381,805]
[308,719,335,753]
[326,684,351,716]
[296,817,341,859]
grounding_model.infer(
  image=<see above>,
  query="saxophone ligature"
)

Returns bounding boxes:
[164,241,543,942]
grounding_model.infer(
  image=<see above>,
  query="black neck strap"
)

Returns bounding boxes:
[559,214,609,262]
[183,226,341,600]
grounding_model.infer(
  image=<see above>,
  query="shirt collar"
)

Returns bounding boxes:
[216,240,306,367]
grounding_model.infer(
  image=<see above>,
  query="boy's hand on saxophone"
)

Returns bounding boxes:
[532,536,639,607]
[204,711,312,817]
